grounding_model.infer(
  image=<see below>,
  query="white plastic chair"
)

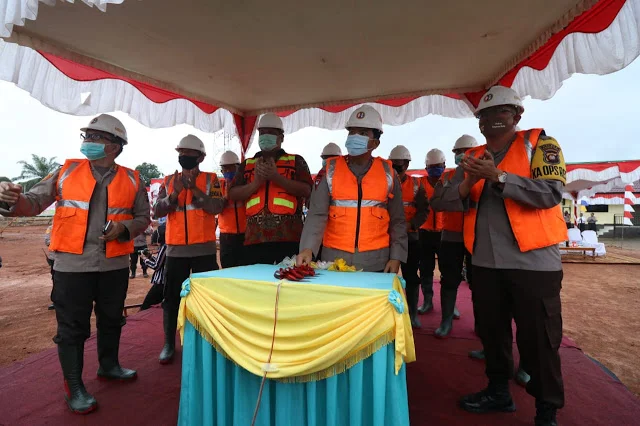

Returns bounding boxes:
[567,228,582,243]
[581,230,606,256]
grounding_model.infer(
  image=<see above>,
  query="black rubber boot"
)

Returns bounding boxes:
[417,279,433,314]
[159,308,177,364]
[58,343,97,414]
[469,349,485,360]
[459,381,516,414]
[406,284,421,328]
[434,287,457,338]
[535,400,558,426]
[96,331,137,381]
[515,366,530,387]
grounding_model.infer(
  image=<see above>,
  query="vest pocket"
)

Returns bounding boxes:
[329,207,347,219]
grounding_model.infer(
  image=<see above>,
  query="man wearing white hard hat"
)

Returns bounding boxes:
[314,142,342,190]
[417,148,446,314]
[153,135,225,364]
[228,113,313,265]
[430,135,478,338]
[218,150,246,268]
[388,145,428,327]
[297,105,408,272]
[436,86,567,426]
[0,114,150,414]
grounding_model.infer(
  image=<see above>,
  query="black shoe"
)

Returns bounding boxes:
[459,386,516,414]
[159,309,176,364]
[58,343,97,414]
[469,349,485,360]
[515,367,531,387]
[143,272,149,278]
[417,297,433,314]
[48,304,55,310]
[96,331,137,382]
[97,365,137,381]
[535,401,558,426]
[129,272,136,279]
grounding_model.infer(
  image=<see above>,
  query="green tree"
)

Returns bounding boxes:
[12,155,61,192]
[135,162,163,186]
[0,176,10,183]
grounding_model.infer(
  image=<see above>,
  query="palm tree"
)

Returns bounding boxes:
[12,155,61,192]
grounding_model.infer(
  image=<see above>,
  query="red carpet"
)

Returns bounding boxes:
[0,282,638,425]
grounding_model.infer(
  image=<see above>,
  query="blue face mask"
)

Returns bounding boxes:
[454,153,464,165]
[223,171,236,181]
[80,142,107,160]
[427,166,445,178]
[258,134,278,151]
[345,134,370,157]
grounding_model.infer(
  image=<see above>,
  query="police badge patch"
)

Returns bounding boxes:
[540,144,561,165]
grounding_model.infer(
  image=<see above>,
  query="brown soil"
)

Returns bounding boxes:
[0,225,638,396]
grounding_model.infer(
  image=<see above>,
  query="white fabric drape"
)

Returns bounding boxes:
[0,39,238,134]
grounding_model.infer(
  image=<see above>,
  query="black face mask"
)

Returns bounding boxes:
[179,155,199,170]
[392,164,405,175]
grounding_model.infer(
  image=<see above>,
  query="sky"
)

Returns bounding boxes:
[1,57,640,181]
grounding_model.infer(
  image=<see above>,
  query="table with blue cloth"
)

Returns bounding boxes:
[177,264,416,426]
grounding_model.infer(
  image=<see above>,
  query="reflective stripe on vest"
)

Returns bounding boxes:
[463,129,567,254]
[322,156,392,253]
[244,153,299,216]
[49,159,137,258]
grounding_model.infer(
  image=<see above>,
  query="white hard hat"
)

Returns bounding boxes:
[425,149,446,166]
[176,135,206,154]
[345,105,383,133]
[389,145,411,161]
[475,86,525,115]
[452,135,478,152]
[220,150,240,166]
[257,113,284,131]
[81,114,128,144]
[321,142,342,157]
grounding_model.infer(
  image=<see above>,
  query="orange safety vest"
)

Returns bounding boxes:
[49,159,138,258]
[420,178,444,232]
[218,179,246,234]
[463,129,567,254]
[440,169,464,233]
[243,153,299,216]
[400,175,421,233]
[165,172,217,245]
[323,156,394,253]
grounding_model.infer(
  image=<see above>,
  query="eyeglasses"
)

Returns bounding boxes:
[80,132,117,144]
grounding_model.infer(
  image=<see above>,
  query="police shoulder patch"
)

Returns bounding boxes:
[530,137,566,184]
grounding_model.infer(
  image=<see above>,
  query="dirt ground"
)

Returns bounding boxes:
[0,225,639,397]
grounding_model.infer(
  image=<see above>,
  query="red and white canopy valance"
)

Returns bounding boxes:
[1,0,640,155]
[565,160,640,198]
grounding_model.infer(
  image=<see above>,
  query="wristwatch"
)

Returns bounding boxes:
[497,171,507,183]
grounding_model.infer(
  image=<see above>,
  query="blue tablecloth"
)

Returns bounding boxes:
[178,265,411,426]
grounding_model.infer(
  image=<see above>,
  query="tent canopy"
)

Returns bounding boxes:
[565,160,640,198]
[1,0,639,153]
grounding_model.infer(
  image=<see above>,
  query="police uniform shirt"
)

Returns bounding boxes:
[437,134,566,272]
[0,165,151,273]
